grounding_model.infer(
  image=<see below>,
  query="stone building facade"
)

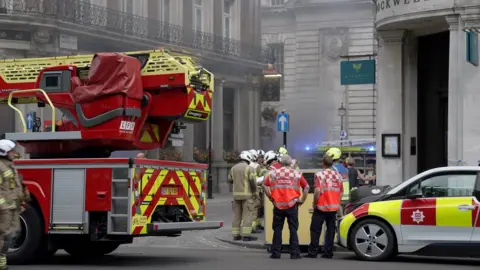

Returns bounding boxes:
[260,0,377,160]
[0,0,263,193]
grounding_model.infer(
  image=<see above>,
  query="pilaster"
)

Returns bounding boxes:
[376,30,406,186]
[212,79,225,162]
[446,15,462,164]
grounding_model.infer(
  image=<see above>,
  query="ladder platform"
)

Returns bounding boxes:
[5,131,82,141]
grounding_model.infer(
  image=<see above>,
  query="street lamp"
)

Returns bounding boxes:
[338,103,346,145]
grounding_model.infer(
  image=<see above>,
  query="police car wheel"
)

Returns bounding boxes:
[349,219,395,261]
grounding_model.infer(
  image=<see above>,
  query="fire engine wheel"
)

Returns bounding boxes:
[348,218,396,261]
[64,242,120,257]
[8,205,44,265]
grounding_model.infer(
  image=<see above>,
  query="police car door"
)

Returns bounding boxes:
[401,171,478,246]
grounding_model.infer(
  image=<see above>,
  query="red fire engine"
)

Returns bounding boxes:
[0,49,222,264]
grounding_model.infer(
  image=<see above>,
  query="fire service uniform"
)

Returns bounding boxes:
[264,155,309,259]
[0,140,28,269]
[228,151,258,241]
[305,158,343,259]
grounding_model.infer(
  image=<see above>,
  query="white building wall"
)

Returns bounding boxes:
[261,1,376,155]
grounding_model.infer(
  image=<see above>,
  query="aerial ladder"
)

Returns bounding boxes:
[0,49,222,264]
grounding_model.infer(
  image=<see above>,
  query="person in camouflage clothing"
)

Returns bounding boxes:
[0,140,29,269]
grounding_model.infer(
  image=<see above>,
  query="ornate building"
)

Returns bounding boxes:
[0,0,264,193]
[260,0,376,160]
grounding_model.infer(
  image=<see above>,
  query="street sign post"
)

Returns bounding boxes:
[277,111,289,148]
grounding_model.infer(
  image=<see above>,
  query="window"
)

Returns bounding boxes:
[123,0,133,14]
[271,0,284,6]
[408,173,477,198]
[223,0,232,38]
[269,43,284,88]
[162,0,170,23]
[194,0,203,32]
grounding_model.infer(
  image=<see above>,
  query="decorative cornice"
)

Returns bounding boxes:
[445,15,460,31]
[377,30,406,45]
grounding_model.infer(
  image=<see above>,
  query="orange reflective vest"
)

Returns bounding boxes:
[315,169,343,212]
[268,167,302,209]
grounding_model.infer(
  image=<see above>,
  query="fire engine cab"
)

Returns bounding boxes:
[0,49,222,264]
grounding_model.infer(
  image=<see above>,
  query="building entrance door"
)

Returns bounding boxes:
[417,31,450,173]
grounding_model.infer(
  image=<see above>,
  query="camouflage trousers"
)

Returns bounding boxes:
[0,208,19,267]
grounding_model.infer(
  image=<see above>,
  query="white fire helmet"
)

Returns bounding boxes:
[0,140,16,157]
[264,150,278,164]
[239,151,255,163]
[248,149,258,160]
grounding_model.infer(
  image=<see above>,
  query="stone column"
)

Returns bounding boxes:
[446,15,462,164]
[182,124,194,162]
[212,79,230,194]
[212,79,225,162]
[376,30,406,186]
[253,86,261,149]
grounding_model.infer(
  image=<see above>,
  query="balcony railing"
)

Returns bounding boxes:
[0,0,269,62]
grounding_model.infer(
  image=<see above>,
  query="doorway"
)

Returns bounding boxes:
[417,31,450,173]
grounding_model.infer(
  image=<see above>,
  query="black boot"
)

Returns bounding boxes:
[242,236,258,241]
[233,236,242,241]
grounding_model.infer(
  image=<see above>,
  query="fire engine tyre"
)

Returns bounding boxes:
[348,219,396,261]
[7,205,44,265]
[64,242,120,257]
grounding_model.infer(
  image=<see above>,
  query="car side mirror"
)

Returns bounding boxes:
[406,190,423,200]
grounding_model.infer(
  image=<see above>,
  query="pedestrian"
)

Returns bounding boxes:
[345,157,373,190]
[227,151,258,241]
[305,154,343,259]
[0,140,28,269]
[264,155,309,259]
[326,147,348,179]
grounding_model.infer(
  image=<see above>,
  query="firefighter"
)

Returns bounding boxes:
[305,154,343,259]
[0,140,28,269]
[227,151,258,241]
[264,155,309,259]
[277,147,300,170]
[265,150,282,170]
[252,150,266,232]
[326,147,350,203]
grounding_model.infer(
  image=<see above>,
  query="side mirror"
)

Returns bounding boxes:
[406,190,423,200]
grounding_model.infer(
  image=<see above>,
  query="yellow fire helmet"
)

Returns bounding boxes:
[278,146,288,155]
[325,147,342,160]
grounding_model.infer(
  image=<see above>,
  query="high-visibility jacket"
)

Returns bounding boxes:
[228,161,257,200]
[264,167,307,209]
[342,182,350,201]
[315,168,343,212]
[268,162,282,171]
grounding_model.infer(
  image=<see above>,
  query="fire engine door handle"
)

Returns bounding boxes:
[97,192,107,199]
[457,204,475,211]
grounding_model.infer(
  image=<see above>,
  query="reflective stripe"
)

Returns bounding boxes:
[232,227,240,236]
[324,187,341,192]
[241,226,252,235]
[275,199,298,207]
[270,185,299,190]
[2,170,12,178]
[317,204,340,210]
[0,198,5,205]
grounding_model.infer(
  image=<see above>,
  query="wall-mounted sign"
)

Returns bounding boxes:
[466,31,478,67]
[0,30,31,41]
[59,34,78,50]
[340,60,376,85]
[375,0,453,24]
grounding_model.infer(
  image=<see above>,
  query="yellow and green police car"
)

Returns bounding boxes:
[338,166,480,261]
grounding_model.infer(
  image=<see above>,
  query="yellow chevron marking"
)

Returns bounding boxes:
[175,170,200,215]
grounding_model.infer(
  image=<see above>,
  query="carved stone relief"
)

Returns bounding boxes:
[319,28,349,61]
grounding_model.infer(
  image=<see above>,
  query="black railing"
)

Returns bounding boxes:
[0,0,269,62]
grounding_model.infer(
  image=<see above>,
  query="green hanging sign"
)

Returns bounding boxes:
[340,60,376,85]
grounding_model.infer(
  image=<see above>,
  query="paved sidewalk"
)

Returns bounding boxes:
[209,193,348,252]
